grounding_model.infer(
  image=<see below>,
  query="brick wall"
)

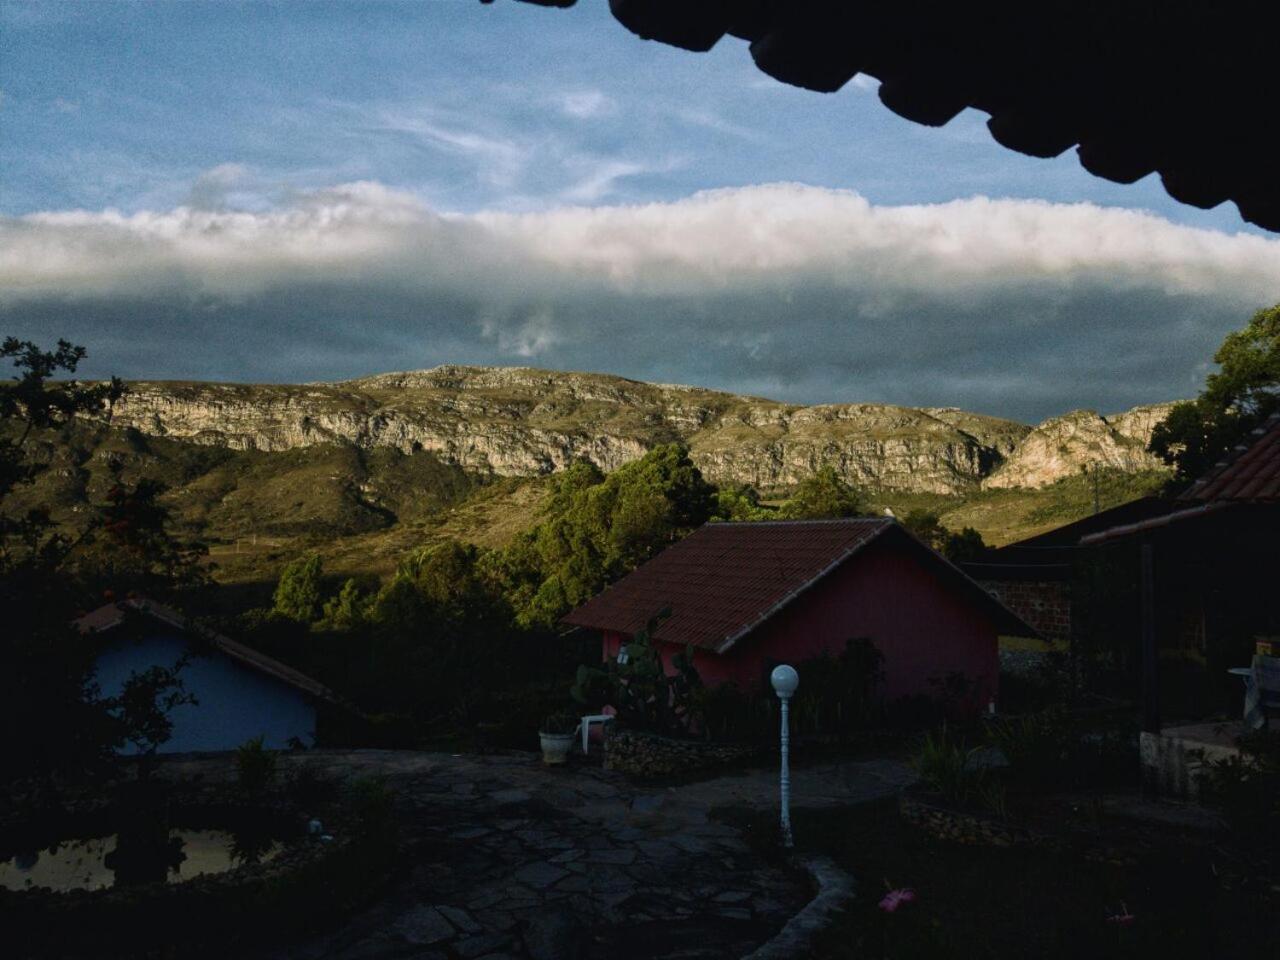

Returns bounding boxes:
[978,578,1070,645]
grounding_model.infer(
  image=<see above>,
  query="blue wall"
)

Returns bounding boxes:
[93,631,317,754]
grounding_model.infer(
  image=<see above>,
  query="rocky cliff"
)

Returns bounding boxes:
[107,365,1170,493]
[981,404,1175,489]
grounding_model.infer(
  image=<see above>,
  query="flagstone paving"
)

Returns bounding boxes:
[164,750,914,960]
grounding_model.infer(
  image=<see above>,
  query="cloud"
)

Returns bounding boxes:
[187,163,250,210]
[559,159,653,204]
[559,90,615,119]
[2,182,1277,421]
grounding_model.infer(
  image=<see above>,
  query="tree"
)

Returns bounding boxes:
[74,462,210,598]
[111,656,197,776]
[490,444,715,628]
[900,509,989,563]
[272,553,325,622]
[1150,303,1280,483]
[1,338,125,784]
[322,577,369,630]
[942,526,988,563]
[901,509,948,549]
[711,483,773,521]
[777,465,865,519]
[0,337,216,786]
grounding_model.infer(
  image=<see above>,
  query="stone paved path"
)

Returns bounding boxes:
[166,750,914,960]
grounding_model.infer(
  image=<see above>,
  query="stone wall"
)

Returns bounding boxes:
[979,578,1071,646]
[604,728,758,778]
[899,792,1044,846]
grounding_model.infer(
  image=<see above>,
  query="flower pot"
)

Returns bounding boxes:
[539,731,576,765]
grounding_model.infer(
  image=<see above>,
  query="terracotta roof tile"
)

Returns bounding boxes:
[562,518,1035,649]
[1182,414,1280,503]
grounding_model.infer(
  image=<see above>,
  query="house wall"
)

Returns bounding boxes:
[601,535,999,710]
[977,578,1071,646]
[93,630,317,754]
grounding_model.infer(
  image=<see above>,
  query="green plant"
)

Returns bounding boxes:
[540,711,579,736]
[1150,302,1280,483]
[1196,729,1280,852]
[791,638,885,740]
[272,553,325,623]
[912,724,993,808]
[776,465,865,519]
[111,649,198,778]
[570,611,704,737]
[986,708,1073,783]
[235,734,278,795]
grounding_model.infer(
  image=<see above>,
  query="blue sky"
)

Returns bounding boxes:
[2,1,1278,421]
[1,0,1263,227]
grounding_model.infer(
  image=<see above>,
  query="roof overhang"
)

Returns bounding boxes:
[513,1,1280,232]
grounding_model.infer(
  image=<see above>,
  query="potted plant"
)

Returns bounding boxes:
[539,712,579,765]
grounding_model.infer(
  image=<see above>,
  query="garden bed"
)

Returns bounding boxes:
[718,799,1278,960]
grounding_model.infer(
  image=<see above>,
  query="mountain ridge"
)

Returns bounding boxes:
[107,364,1174,494]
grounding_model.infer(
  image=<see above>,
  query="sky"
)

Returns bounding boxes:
[2,0,1278,423]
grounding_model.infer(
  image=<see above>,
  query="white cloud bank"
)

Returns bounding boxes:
[2,182,1278,421]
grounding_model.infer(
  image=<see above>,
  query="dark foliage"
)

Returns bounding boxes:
[1150,303,1280,485]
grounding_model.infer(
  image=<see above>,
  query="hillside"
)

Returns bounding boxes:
[108,365,1171,496]
[9,366,1174,589]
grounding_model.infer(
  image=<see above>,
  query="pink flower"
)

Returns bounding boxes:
[1106,903,1135,926]
[878,888,917,913]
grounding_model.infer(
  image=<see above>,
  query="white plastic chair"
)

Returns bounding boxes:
[580,713,614,754]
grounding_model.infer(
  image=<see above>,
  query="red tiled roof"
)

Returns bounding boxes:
[1080,415,1280,545]
[73,599,344,706]
[562,519,1036,650]
[1182,414,1280,503]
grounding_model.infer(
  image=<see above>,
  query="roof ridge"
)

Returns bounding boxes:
[704,517,892,527]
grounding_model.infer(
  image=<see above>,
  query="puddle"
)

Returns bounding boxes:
[0,828,282,892]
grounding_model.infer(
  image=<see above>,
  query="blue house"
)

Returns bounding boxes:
[75,599,340,754]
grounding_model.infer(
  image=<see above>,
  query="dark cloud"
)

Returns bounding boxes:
[2,183,1276,422]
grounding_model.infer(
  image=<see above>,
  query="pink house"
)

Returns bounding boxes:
[562,519,1037,711]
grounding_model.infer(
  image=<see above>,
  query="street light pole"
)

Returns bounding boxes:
[770,664,799,848]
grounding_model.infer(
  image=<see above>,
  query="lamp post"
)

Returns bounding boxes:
[770,663,799,848]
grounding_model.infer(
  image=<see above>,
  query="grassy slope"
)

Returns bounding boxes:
[872,468,1170,547]
[8,420,1169,603]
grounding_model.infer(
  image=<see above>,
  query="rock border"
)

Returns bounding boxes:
[604,728,759,778]
[899,791,1045,847]
[739,855,855,960]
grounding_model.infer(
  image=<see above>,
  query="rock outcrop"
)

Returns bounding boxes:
[106,365,1170,494]
[981,403,1175,490]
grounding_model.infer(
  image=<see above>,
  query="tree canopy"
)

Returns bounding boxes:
[272,553,326,622]
[1150,303,1280,484]
[775,465,865,519]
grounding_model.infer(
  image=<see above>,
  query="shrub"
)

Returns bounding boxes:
[987,708,1137,792]
[791,638,884,740]
[913,725,1000,812]
[570,612,704,737]
[1197,729,1280,854]
[235,734,278,796]
[986,708,1074,785]
[272,554,325,623]
[691,681,774,743]
[540,711,579,735]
